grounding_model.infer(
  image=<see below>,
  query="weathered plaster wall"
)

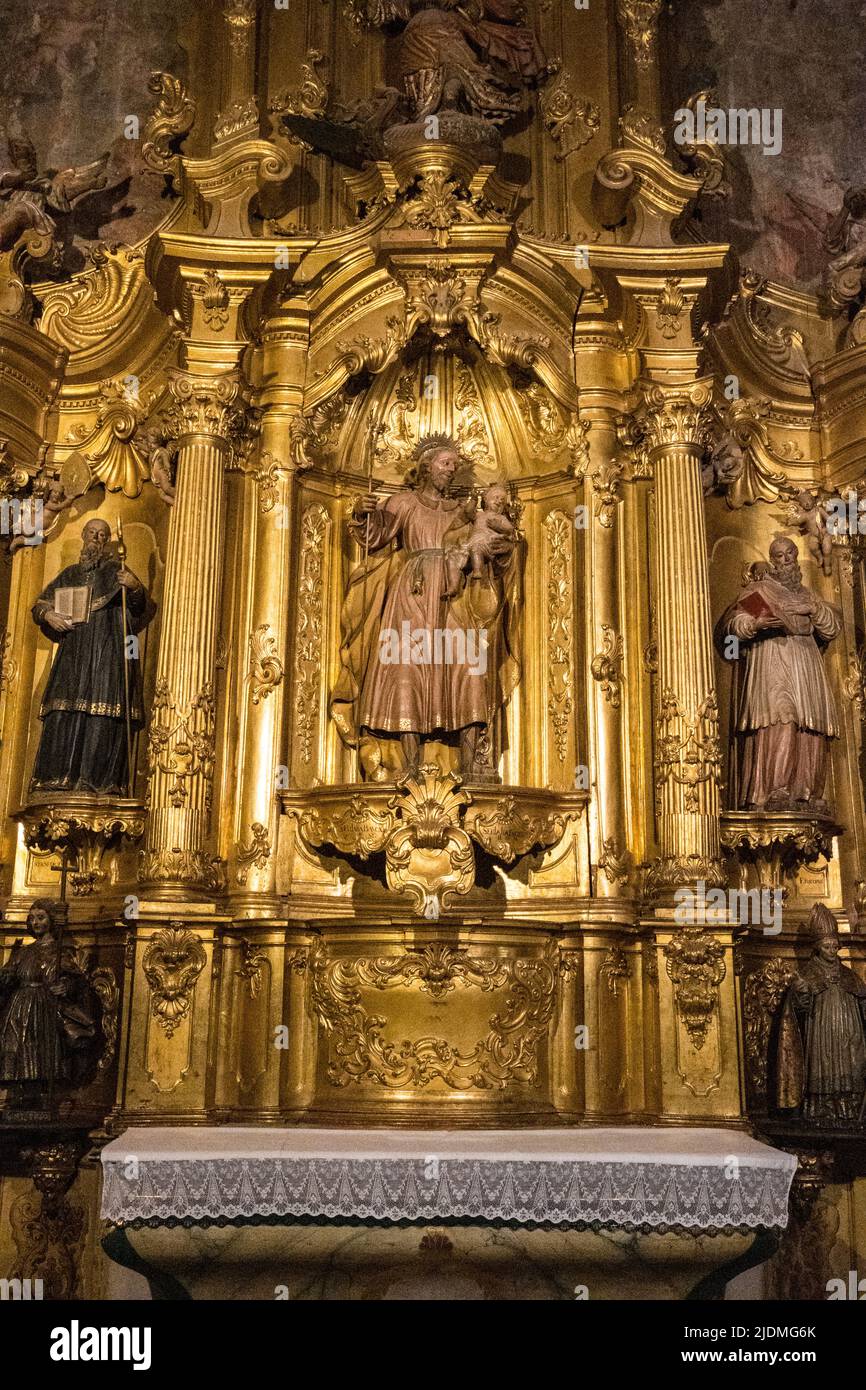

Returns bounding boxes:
[665,0,866,289]
[0,0,197,268]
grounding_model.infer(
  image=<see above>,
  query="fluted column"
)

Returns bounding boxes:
[140,369,246,897]
[641,381,724,893]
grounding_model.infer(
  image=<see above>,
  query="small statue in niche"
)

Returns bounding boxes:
[0,899,101,1118]
[775,903,866,1126]
[30,518,156,796]
[442,481,515,595]
[716,537,841,812]
[330,434,521,782]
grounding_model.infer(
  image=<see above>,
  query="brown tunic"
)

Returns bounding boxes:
[359,490,488,734]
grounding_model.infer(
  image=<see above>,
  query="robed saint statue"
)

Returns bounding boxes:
[775,903,866,1126]
[30,518,155,796]
[331,434,521,781]
[0,898,101,1114]
[717,537,841,811]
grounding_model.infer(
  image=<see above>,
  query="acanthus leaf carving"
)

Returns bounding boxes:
[664,928,726,1051]
[310,938,557,1090]
[743,957,794,1101]
[615,0,663,70]
[655,688,722,815]
[236,822,271,886]
[540,69,600,160]
[294,505,329,764]
[545,510,575,764]
[248,623,284,705]
[142,72,196,187]
[591,624,624,708]
[145,679,216,812]
[142,925,207,1038]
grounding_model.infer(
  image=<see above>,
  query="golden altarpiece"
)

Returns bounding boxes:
[0,0,863,1300]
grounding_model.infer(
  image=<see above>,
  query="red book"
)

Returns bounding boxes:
[739,589,776,621]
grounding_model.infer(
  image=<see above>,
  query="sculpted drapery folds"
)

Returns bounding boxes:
[776,904,866,1125]
[717,538,841,812]
[0,900,100,1112]
[347,0,549,124]
[330,435,521,781]
[30,519,156,796]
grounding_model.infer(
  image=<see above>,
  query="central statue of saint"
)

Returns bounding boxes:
[331,434,520,781]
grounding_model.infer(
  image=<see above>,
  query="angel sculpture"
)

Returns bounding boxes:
[0,124,110,266]
[702,432,745,496]
[783,489,834,578]
[138,431,177,507]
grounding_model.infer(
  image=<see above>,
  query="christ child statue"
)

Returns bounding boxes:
[443,482,515,596]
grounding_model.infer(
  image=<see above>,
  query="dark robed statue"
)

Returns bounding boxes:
[30,518,155,795]
[775,903,866,1126]
[0,898,100,1114]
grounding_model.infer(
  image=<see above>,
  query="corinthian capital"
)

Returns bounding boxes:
[165,369,248,444]
[638,380,714,453]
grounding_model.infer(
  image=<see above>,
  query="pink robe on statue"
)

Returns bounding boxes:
[721,575,841,808]
[358,490,488,735]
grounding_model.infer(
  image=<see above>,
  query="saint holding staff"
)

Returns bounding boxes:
[331,434,521,782]
[30,518,155,796]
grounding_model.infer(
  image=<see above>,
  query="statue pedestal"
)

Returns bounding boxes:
[720,810,842,897]
[13,793,146,900]
[100,1125,795,1301]
[282,777,586,917]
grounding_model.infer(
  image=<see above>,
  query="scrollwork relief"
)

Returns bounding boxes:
[310,939,557,1091]
[142,925,207,1039]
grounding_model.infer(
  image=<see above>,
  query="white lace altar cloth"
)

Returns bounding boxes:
[100,1127,796,1231]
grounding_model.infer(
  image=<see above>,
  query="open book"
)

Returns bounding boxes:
[54,585,93,624]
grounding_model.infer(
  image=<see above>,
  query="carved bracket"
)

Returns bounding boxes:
[720,810,841,895]
[285,771,585,917]
[16,796,146,896]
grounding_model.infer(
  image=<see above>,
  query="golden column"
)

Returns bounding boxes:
[139,369,247,897]
[640,381,740,1121]
[641,380,724,894]
[228,305,310,913]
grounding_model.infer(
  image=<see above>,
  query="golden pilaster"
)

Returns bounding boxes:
[582,403,629,898]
